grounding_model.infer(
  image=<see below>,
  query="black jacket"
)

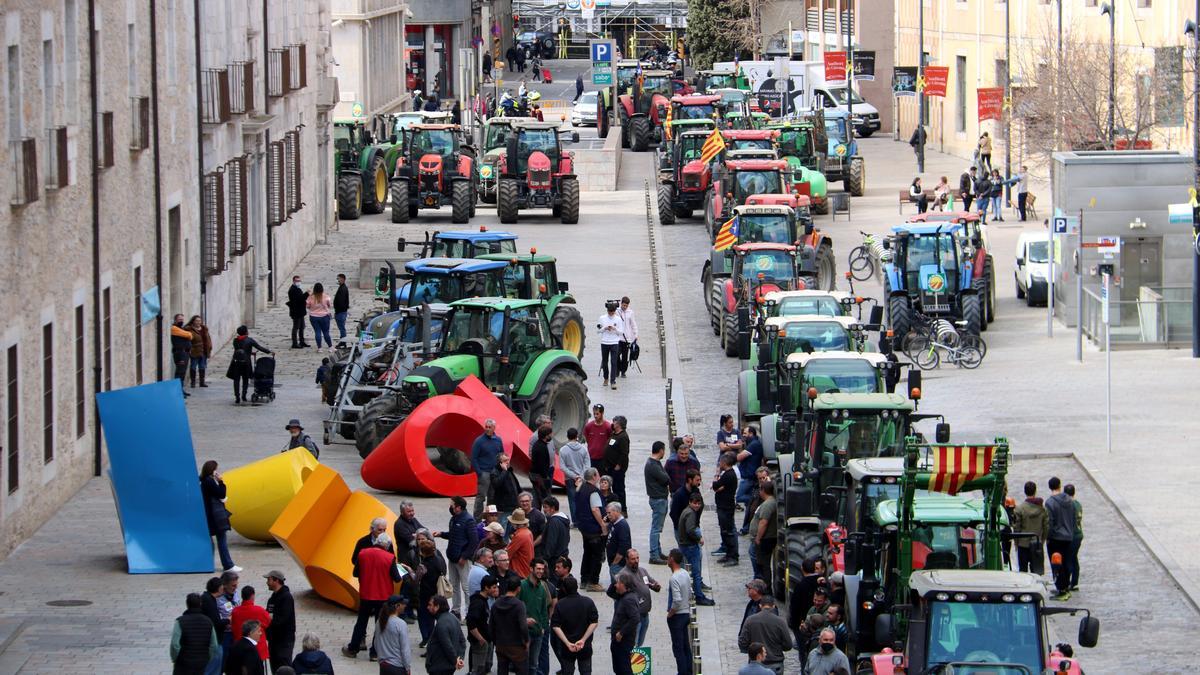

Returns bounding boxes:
[670,485,701,527]
[200,592,227,635]
[712,468,737,511]
[604,430,630,471]
[290,649,335,674]
[974,176,992,200]
[266,585,296,643]
[466,592,492,645]
[959,172,974,196]
[426,610,466,673]
[418,551,447,603]
[610,591,641,645]
[200,476,230,535]
[551,590,598,646]
[606,517,632,565]
[393,515,424,567]
[333,283,350,313]
[531,439,552,479]
[644,457,670,499]
[540,512,571,563]
[488,467,521,512]
[490,595,530,647]
[224,637,264,675]
[287,284,308,318]
[173,609,215,674]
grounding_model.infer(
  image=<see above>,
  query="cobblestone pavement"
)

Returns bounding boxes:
[0,134,1196,674]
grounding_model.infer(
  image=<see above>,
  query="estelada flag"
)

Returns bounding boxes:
[664,104,674,140]
[713,216,739,251]
[927,445,996,495]
[699,127,726,164]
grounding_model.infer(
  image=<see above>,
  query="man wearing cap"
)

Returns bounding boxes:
[283,419,321,460]
[264,571,295,670]
[737,595,792,674]
[375,594,413,674]
[343,534,403,659]
[479,521,507,553]
[475,504,501,541]
[506,509,535,578]
[470,419,503,519]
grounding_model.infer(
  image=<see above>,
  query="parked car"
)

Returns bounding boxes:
[517,31,556,59]
[1014,231,1050,306]
[571,91,599,127]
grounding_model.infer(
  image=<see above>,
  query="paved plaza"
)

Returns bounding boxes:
[0,102,1198,673]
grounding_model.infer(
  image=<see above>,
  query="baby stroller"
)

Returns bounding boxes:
[250,356,276,403]
[541,68,553,84]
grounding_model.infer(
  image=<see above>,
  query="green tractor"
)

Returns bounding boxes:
[766,120,830,215]
[695,68,750,93]
[354,297,589,457]
[334,119,393,219]
[478,118,516,204]
[478,251,586,358]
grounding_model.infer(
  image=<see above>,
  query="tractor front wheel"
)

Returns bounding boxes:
[630,117,651,152]
[364,156,388,214]
[550,304,586,358]
[559,178,580,224]
[498,178,520,224]
[722,310,740,357]
[658,184,676,225]
[337,174,363,220]
[887,286,912,343]
[985,257,996,323]
[962,294,983,336]
[390,180,410,223]
[527,368,589,447]
[709,279,725,335]
[816,242,837,291]
[355,392,406,459]
[451,180,472,223]
[847,157,866,196]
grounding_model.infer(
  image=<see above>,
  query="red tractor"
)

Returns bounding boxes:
[669,93,722,123]
[704,158,790,238]
[390,124,476,224]
[714,243,807,357]
[618,69,675,151]
[495,120,580,224]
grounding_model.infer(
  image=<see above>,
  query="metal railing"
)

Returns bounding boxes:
[286,44,307,91]
[130,96,151,149]
[229,60,255,114]
[1081,284,1193,349]
[267,48,290,98]
[201,68,231,124]
[10,138,38,205]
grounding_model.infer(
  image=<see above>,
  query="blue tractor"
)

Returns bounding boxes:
[397,258,510,307]
[813,109,865,197]
[882,223,982,340]
[397,227,519,259]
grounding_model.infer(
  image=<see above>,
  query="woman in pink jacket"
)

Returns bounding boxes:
[306,283,334,351]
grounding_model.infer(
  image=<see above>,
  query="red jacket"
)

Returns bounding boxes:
[507,527,534,578]
[230,600,271,660]
[358,547,398,601]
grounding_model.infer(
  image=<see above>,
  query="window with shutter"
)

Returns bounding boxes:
[201,170,226,276]
[267,140,285,226]
[227,156,248,255]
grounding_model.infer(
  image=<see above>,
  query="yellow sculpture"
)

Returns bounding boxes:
[222,448,319,542]
[269,464,397,610]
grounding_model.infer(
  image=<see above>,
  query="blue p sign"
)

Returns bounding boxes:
[591,42,611,62]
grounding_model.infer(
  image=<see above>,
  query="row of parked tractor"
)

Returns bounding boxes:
[333,110,582,225]
[682,177,1097,671]
[318,228,592,468]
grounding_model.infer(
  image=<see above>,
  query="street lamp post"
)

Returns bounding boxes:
[1100,2,1116,147]
[917,0,925,173]
[1004,0,1011,202]
[1056,0,1063,151]
[1186,12,1200,357]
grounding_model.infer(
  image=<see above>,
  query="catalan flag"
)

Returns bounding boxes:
[713,215,739,251]
[927,445,996,495]
[699,127,726,164]
[664,103,673,140]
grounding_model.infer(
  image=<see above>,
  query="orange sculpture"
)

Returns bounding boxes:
[360,375,562,495]
[269,464,396,609]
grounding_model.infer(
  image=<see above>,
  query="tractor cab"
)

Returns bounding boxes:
[619,69,675,151]
[615,60,649,96]
[334,119,372,168]
[885,224,980,336]
[670,94,722,121]
[478,250,585,358]
[398,228,519,259]
[696,68,745,93]
[785,353,891,402]
[399,258,508,307]
[731,243,801,291]
[762,290,855,318]
[659,120,717,173]
[478,119,517,204]
[389,124,475,223]
[496,120,580,223]
[747,315,864,370]
[502,121,567,175]
[765,121,830,213]
[706,159,791,241]
[909,212,994,324]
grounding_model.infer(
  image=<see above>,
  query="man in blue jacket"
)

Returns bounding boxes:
[435,496,479,616]
[471,419,504,519]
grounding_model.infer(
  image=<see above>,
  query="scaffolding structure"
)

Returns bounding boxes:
[513,0,686,59]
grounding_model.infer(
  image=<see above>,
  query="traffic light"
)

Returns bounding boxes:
[513,14,520,30]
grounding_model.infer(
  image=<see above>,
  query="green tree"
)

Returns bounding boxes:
[686,0,753,70]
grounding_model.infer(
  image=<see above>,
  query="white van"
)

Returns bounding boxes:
[1014,232,1050,306]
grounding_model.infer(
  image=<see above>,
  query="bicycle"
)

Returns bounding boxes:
[847,230,891,282]
[904,319,985,370]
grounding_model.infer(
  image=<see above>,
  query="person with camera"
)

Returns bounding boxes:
[597,301,625,389]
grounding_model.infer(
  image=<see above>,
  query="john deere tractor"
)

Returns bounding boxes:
[335,119,392,219]
[703,158,790,238]
[477,118,515,204]
[883,224,983,339]
[354,297,589,457]
[695,68,749,93]
[618,69,674,151]
[389,124,477,224]
[766,120,830,214]
[495,120,580,224]
[478,251,586,358]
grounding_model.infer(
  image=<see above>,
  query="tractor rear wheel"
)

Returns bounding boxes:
[363,156,388,214]
[390,180,410,223]
[549,304,586,358]
[816,242,836,291]
[709,279,725,335]
[723,310,740,357]
[451,180,472,223]
[498,178,520,224]
[847,157,866,196]
[337,174,363,220]
[887,286,912,343]
[658,184,675,225]
[559,178,580,224]
[527,368,589,447]
[972,277,989,333]
[631,116,651,152]
[985,256,996,323]
[962,294,983,336]
[355,392,406,459]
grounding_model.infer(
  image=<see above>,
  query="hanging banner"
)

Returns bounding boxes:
[852,51,875,81]
[892,66,917,96]
[977,87,1004,121]
[824,51,847,84]
[924,66,949,97]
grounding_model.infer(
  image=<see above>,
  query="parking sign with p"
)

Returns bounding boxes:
[591,42,611,62]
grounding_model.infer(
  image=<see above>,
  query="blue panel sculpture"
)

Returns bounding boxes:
[96,379,213,573]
